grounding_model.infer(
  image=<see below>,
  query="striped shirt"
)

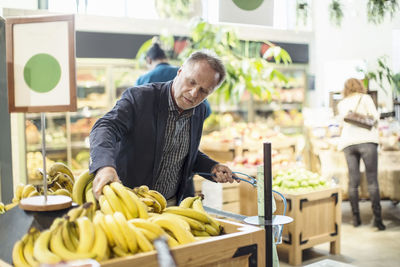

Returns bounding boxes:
[153,88,193,199]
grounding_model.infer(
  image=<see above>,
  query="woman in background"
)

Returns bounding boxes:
[337,78,385,230]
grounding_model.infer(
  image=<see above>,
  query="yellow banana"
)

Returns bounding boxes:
[61,220,77,252]
[22,184,37,199]
[33,230,61,264]
[103,185,124,213]
[49,162,74,182]
[91,220,109,261]
[84,182,98,210]
[164,232,180,247]
[120,200,134,220]
[57,172,74,192]
[147,190,167,211]
[192,198,221,234]
[128,224,154,252]
[139,185,149,191]
[12,239,30,267]
[110,182,138,217]
[128,218,165,236]
[191,229,210,237]
[99,195,114,215]
[137,228,158,241]
[151,216,195,245]
[163,207,211,224]
[104,214,129,252]
[204,223,219,236]
[79,202,94,220]
[94,211,115,247]
[165,213,205,231]
[113,212,138,253]
[5,202,19,211]
[69,222,80,249]
[66,205,84,221]
[76,216,95,253]
[127,190,148,218]
[0,202,5,214]
[140,197,156,206]
[179,196,198,208]
[159,214,191,232]
[23,230,39,267]
[53,188,71,197]
[15,183,25,201]
[72,169,94,205]
[112,246,131,257]
[50,224,96,260]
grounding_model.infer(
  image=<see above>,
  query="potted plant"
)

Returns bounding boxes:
[296,0,309,26]
[367,0,399,24]
[329,0,344,27]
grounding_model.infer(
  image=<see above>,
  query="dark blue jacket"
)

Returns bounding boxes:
[89,81,217,202]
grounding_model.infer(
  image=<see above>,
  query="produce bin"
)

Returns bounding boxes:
[103,219,265,266]
[276,187,341,266]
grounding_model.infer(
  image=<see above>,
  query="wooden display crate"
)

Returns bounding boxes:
[103,219,265,266]
[276,187,341,266]
[239,185,341,266]
[0,219,265,267]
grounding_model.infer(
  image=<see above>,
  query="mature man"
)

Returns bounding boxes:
[89,50,238,205]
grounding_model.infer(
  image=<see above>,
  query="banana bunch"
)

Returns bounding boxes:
[94,211,157,256]
[133,185,167,213]
[12,184,40,203]
[65,202,95,221]
[99,183,149,220]
[12,227,40,267]
[72,169,95,205]
[30,215,108,264]
[34,163,75,196]
[163,196,223,237]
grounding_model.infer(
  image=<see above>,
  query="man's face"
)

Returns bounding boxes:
[171,60,220,111]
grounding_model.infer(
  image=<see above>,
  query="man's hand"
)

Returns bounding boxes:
[211,164,239,183]
[93,166,121,199]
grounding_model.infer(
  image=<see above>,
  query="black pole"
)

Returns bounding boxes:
[264,142,273,267]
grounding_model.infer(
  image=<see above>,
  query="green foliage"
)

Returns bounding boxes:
[367,0,399,24]
[155,0,197,21]
[329,0,344,27]
[179,20,292,103]
[357,56,396,94]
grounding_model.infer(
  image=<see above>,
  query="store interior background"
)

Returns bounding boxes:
[0,0,400,266]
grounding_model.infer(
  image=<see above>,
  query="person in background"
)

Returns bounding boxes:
[90,50,237,206]
[337,78,385,230]
[135,42,212,198]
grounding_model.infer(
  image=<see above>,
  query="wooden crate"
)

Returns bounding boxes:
[276,187,341,266]
[239,185,341,266]
[102,219,265,267]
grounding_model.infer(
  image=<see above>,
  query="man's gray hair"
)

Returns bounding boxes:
[184,49,226,88]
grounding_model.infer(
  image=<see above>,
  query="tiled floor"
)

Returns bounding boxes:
[278,200,400,267]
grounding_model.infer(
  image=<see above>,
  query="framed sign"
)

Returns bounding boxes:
[6,14,76,113]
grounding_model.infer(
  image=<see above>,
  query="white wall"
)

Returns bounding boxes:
[311,0,400,110]
[0,0,36,15]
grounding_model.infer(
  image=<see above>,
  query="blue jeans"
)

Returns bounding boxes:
[343,143,382,218]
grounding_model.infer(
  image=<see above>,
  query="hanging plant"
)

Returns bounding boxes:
[296,0,309,26]
[367,0,399,24]
[155,0,198,21]
[329,0,344,27]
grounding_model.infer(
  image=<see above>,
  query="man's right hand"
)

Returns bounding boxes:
[93,166,121,200]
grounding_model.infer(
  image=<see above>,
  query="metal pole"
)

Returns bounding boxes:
[264,142,273,267]
[41,113,47,202]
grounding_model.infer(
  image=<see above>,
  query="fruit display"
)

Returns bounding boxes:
[273,168,330,194]
[228,149,295,171]
[273,109,303,127]
[11,184,223,265]
[70,117,98,140]
[27,152,56,181]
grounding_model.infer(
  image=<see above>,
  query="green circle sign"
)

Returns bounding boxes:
[24,53,61,93]
[232,0,264,11]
